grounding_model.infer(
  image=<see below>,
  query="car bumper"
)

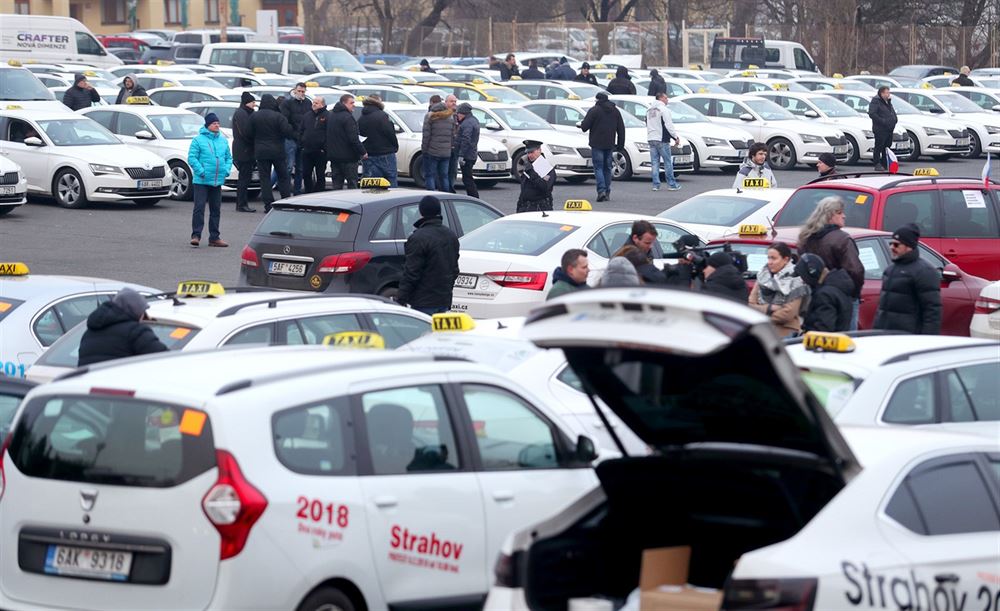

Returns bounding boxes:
[87,173,173,201]
[451,287,546,318]
[798,141,849,164]
[637,153,695,175]
[701,145,748,167]
[969,313,1000,339]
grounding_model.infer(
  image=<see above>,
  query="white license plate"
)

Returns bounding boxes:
[137,179,162,189]
[833,145,848,154]
[268,261,307,276]
[454,274,478,288]
[892,141,909,150]
[485,162,506,171]
[674,155,693,165]
[957,138,970,146]
[252,171,260,181]
[585,159,593,167]
[44,545,132,581]
[0,186,15,195]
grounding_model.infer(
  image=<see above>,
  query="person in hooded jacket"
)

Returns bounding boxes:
[606,66,636,95]
[732,143,777,189]
[231,92,257,212]
[522,59,545,80]
[612,245,664,284]
[646,92,681,191]
[454,102,480,198]
[279,82,311,195]
[114,74,148,105]
[702,251,749,302]
[794,253,853,333]
[555,57,576,81]
[798,195,865,328]
[62,73,100,111]
[300,96,328,192]
[78,288,168,367]
[873,224,942,334]
[421,99,454,192]
[358,95,399,187]
[545,61,560,79]
[646,69,667,97]
[187,113,233,247]
[574,62,599,85]
[326,94,368,190]
[397,196,460,315]
[247,94,294,211]
[580,92,625,202]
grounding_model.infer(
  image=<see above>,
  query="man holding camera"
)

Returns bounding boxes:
[702,251,749,302]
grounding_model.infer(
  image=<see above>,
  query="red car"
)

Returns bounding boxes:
[774,173,1000,280]
[98,36,150,54]
[707,226,989,336]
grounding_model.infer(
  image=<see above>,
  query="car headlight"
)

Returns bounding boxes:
[703,137,727,146]
[547,144,575,155]
[923,127,945,136]
[635,142,650,152]
[800,134,824,143]
[862,130,874,139]
[89,164,121,175]
[986,126,1000,134]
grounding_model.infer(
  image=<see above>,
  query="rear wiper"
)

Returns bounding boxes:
[269,230,294,237]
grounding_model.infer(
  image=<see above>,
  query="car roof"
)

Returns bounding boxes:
[485,210,669,227]
[683,187,796,203]
[270,188,480,212]
[0,109,87,121]
[841,424,1000,467]
[801,173,996,191]
[787,334,995,377]
[0,275,156,300]
[147,86,233,95]
[708,225,889,246]
[93,104,196,115]
[144,290,395,325]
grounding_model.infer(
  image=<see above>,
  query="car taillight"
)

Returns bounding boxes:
[0,433,11,502]
[317,251,372,274]
[723,578,817,611]
[240,245,259,268]
[974,296,1000,315]
[202,450,267,560]
[485,271,548,291]
[493,551,522,587]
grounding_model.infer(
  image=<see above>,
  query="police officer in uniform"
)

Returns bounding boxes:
[517,140,556,213]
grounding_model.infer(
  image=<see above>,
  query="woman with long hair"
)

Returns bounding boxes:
[748,242,809,337]
[797,195,865,329]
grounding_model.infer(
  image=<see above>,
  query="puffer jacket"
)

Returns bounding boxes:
[867,95,898,134]
[78,302,168,367]
[187,126,233,187]
[606,67,636,95]
[61,83,100,111]
[231,105,255,162]
[397,216,461,310]
[114,74,149,105]
[873,249,942,334]
[456,114,480,161]
[247,94,294,160]
[799,224,865,298]
[421,102,454,158]
[357,97,398,156]
[580,98,625,150]
[802,268,854,332]
[326,101,366,162]
[703,264,749,302]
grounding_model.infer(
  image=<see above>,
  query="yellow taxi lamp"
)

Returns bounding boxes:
[564,199,593,211]
[432,312,476,332]
[252,67,266,73]
[738,224,768,236]
[921,82,934,89]
[7,59,22,67]
[161,82,175,87]
[144,68,158,73]
[408,66,421,71]
[567,94,581,100]
[688,63,701,70]
[509,75,522,81]
[0,262,30,276]
[84,70,96,76]
[375,59,386,65]
[125,96,150,105]
[176,281,225,298]
[802,331,855,353]
[305,81,319,87]
[156,60,174,66]
[742,70,757,77]
[742,177,771,189]
[359,177,390,189]
[913,167,939,176]
[4,104,23,110]
[832,73,844,79]
[323,331,385,349]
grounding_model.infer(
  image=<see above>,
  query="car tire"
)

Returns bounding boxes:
[961,131,982,159]
[564,175,589,184]
[410,156,426,188]
[475,180,498,189]
[52,168,88,209]
[904,131,921,161]
[0,206,15,217]
[295,587,356,611]
[511,148,527,179]
[844,135,861,165]
[169,161,193,201]
[132,198,160,207]
[378,285,399,301]
[766,137,796,171]
[611,150,632,180]
[691,147,701,172]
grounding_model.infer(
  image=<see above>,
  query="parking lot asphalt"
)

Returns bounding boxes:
[0,156,990,291]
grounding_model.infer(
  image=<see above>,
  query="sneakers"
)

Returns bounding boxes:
[668,185,682,191]
[190,237,199,247]
[652,185,661,191]
[209,239,229,248]
[596,192,607,202]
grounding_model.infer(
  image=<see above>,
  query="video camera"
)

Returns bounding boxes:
[663,235,748,279]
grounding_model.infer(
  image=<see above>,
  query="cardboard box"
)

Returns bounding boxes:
[638,547,723,611]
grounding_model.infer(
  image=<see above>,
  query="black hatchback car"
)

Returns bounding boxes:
[239,186,503,298]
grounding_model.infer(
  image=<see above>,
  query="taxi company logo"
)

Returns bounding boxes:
[309,274,322,289]
[841,561,998,611]
[79,489,98,512]
[390,525,463,560]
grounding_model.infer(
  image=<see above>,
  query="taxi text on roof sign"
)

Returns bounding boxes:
[322,331,385,349]
[126,96,150,105]
[359,177,390,189]
[0,262,30,276]
[742,177,770,189]
[432,312,475,332]
[738,224,768,236]
[802,331,855,353]
[913,167,940,176]
[176,281,225,298]
[564,199,592,211]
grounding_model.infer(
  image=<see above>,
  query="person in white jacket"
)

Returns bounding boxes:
[732,142,778,190]
[645,92,681,191]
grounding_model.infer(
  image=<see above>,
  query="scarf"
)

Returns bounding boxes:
[756,261,809,306]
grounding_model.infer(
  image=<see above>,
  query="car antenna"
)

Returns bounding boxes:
[496,320,507,330]
[541,210,549,217]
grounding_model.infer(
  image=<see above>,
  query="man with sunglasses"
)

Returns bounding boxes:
[873,224,941,334]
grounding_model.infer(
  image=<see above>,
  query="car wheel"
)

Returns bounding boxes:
[844,135,860,165]
[904,131,921,161]
[961,131,982,159]
[378,285,399,301]
[0,206,14,217]
[410,156,426,188]
[169,161,193,201]
[512,148,527,179]
[767,137,796,171]
[691,147,701,172]
[132,198,160,207]
[52,168,88,209]
[296,587,355,611]
[475,180,498,189]
[611,150,632,180]
[564,175,589,184]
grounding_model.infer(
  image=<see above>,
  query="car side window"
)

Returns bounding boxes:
[224,324,275,346]
[85,111,116,131]
[882,374,936,424]
[250,50,284,74]
[886,455,1000,535]
[882,191,940,237]
[715,100,746,119]
[516,84,543,99]
[371,209,396,240]
[682,97,712,115]
[361,385,459,474]
[368,312,430,348]
[555,365,584,392]
[33,294,109,347]
[946,363,1000,421]
[939,189,999,238]
[461,384,561,470]
[75,32,105,55]
[665,82,685,97]
[595,223,632,257]
[272,396,354,475]
[451,200,500,235]
[115,113,148,137]
[586,234,610,258]
[652,223,689,255]
[401,203,451,237]
[288,51,314,75]
[5,119,37,144]
[856,238,889,280]
[283,314,362,345]
[945,370,975,422]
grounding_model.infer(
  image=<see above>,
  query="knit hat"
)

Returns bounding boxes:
[241,91,256,105]
[707,251,732,269]
[793,253,826,287]
[74,72,87,85]
[419,195,441,218]
[112,288,148,320]
[600,257,640,287]
[581,62,590,70]
[892,223,920,249]
[456,102,472,115]
[817,152,836,167]
[420,58,430,67]
[204,112,220,127]
[559,56,568,64]
[595,91,608,101]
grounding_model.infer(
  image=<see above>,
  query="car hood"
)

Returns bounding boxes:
[510,129,590,148]
[676,121,754,142]
[770,119,844,137]
[54,143,167,168]
[478,134,507,155]
[522,287,860,479]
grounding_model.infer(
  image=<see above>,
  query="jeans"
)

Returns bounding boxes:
[191,184,222,240]
[850,298,860,331]
[423,154,450,192]
[460,158,478,198]
[302,149,326,192]
[649,141,679,188]
[234,159,254,208]
[363,153,398,187]
[448,150,459,193]
[416,306,450,315]
[257,157,290,208]
[591,148,613,195]
[329,160,359,190]
[873,131,892,168]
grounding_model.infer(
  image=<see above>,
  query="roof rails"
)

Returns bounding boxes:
[216,292,393,318]
[808,173,999,189]
[881,342,999,365]
[807,171,895,184]
[146,285,279,306]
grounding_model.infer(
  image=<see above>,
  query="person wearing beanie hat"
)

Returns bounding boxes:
[232,92,258,212]
[358,94,398,187]
[575,62,598,85]
[454,102,480,197]
[794,253,854,333]
[78,288,168,366]
[397,195,460,315]
[61,73,101,111]
[248,93,295,208]
[702,251,749,302]
[873,223,941,334]
[555,57,576,81]
[203,113,220,127]
[419,58,436,73]
[580,89,626,202]
[599,256,641,287]
[817,152,837,177]
[188,107,233,247]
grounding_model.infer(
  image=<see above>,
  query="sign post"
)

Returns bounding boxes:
[257,10,279,43]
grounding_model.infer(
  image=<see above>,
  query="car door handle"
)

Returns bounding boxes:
[491,490,515,503]
[935,573,959,584]
[373,495,398,509]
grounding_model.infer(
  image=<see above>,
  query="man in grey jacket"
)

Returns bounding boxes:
[421,100,454,192]
[454,103,480,198]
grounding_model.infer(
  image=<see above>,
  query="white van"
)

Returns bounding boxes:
[199,43,364,76]
[710,37,819,73]
[0,15,122,68]
[172,28,261,45]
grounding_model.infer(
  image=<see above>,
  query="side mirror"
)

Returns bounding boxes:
[992,104,1000,112]
[739,112,755,122]
[24,136,44,147]
[574,435,598,463]
[803,109,820,118]
[575,121,583,128]
[394,123,404,134]
[928,107,945,114]
[134,130,155,140]
[485,121,502,131]
[941,266,961,282]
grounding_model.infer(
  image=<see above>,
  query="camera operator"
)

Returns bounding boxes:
[661,234,701,288]
[702,251,749,302]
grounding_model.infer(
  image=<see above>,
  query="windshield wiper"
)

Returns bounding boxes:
[269,230,294,237]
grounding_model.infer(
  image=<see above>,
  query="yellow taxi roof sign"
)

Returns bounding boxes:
[323,331,385,349]
[741,177,770,189]
[176,280,225,298]
[7,59,22,67]
[832,72,844,79]
[161,82,174,87]
[84,70,96,76]
[408,66,421,71]
[432,312,476,332]
[688,63,701,70]
[738,224,768,236]
[802,331,855,353]
[913,167,939,176]
[509,75,522,81]
[747,64,759,69]
[156,60,174,66]
[773,83,788,90]
[359,177,390,189]
[0,262,30,276]
[943,71,953,76]
[375,59,386,65]
[567,94,581,100]
[697,87,707,93]
[921,82,934,89]
[4,104,23,110]
[305,81,319,87]
[125,96,150,104]
[145,68,157,73]
[742,70,757,77]
[564,199,593,211]
[252,67,266,73]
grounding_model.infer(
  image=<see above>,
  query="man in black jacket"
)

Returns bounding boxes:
[327,94,367,190]
[702,251,749,302]
[231,92,257,212]
[247,94,294,212]
[280,83,311,195]
[580,92,625,202]
[606,66,636,95]
[646,69,667,97]
[300,96,328,192]
[517,140,556,212]
[555,57,576,81]
[522,59,545,80]
[397,196,460,315]
[874,224,942,334]
[794,253,853,332]
[62,73,100,111]
[358,95,399,187]
[78,288,168,366]
[499,54,520,81]
[574,62,599,85]
[867,86,898,171]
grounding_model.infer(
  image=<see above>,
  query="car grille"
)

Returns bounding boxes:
[576,147,592,158]
[124,166,166,179]
[891,132,907,142]
[478,151,509,162]
[730,139,751,149]
[825,136,847,146]
[0,172,18,185]
[948,129,967,138]
[671,144,693,155]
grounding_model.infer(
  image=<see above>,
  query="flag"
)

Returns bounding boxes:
[984,152,993,189]
[885,147,899,174]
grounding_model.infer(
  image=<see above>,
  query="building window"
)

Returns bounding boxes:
[165,0,182,25]
[14,0,29,14]
[102,0,126,24]
[205,0,220,24]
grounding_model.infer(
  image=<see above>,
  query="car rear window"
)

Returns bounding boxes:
[0,297,24,323]
[35,322,200,369]
[460,221,578,256]
[662,195,771,227]
[777,187,872,228]
[257,207,362,240]
[706,243,771,278]
[9,395,215,487]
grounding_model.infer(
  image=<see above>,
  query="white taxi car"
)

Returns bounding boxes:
[0,262,156,378]
[26,282,434,383]
[146,86,245,107]
[791,75,876,91]
[0,65,67,111]
[0,109,172,208]
[0,155,27,216]
[657,187,794,241]
[891,88,1000,158]
[0,344,600,611]
[305,71,400,87]
[717,76,810,94]
[133,73,227,91]
[970,281,1000,339]
[344,85,447,106]
[502,80,606,102]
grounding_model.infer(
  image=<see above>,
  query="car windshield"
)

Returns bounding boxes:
[661,194,772,226]
[38,119,120,146]
[567,84,605,99]
[799,369,857,416]
[179,78,224,88]
[492,107,553,130]
[36,320,200,368]
[667,101,710,123]
[461,220,578,255]
[0,69,56,101]
[617,109,643,128]
[314,49,365,72]
[188,106,236,127]
[886,96,920,115]
[683,82,726,93]
[393,109,426,132]
[359,75,396,84]
[218,93,244,102]
[486,87,529,103]
[810,95,859,117]
[934,92,986,114]
[744,98,795,120]
[148,113,203,139]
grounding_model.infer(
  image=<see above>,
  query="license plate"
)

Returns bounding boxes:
[0,186,14,195]
[485,162,506,171]
[957,138,970,146]
[268,261,307,276]
[44,545,132,581]
[454,274,478,288]
[674,155,693,165]
[892,141,909,150]
[833,145,848,154]
[252,171,260,180]
[584,159,593,167]
[137,179,162,189]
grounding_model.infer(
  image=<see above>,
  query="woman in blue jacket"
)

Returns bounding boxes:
[187,113,234,247]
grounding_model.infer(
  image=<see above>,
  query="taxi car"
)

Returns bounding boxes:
[675,92,849,170]
[0,155,27,216]
[775,173,1000,280]
[791,75,876,91]
[304,71,400,88]
[0,375,33,437]
[421,81,530,104]
[919,74,987,89]
[26,283,435,383]
[0,66,65,111]
[147,86,245,107]
[433,69,499,84]
[891,88,1000,158]
[239,181,503,298]
[452,201,700,318]
[0,344,600,611]
[717,76,810,94]
[0,108,172,208]
[950,86,1000,113]
[133,73,227,91]
[970,281,1000,339]
[843,74,920,89]
[343,85,447,106]
[632,77,727,96]
[502,80,606,102]
[657,187,794,241]
[0,262,156,378]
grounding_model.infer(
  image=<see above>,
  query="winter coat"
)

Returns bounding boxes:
[802,268,854,333]
[867,95,898,134]
[325,101,366,162]
[600,257,641,287]
[748,262,809,338]
[279,95,311,141]
[580,99,626,150]
[114,75,148,105]
[78,302,168,367]
[357,98,398,156]
[231,105,255,162]
[300,106,329,153]
[61,83,100,111]
[547,267,588,300]
[247,94,294,160]
[574,73,599,86]
[799,224,865,298]
[397,216,461,310]
[606,67,636,95]
[703,263,749,302]
[518,161,556,209]
[421,102,454,158]
[645,99,678,143]
[646,70,667,97]
[499,62,520,81]
[522,67,545,80]
[732,157,778,189]
[951,74,975,87]
[873,249,942,334]
[187,126,233,187]
[456,114,480,161]
[555,63,577,81]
